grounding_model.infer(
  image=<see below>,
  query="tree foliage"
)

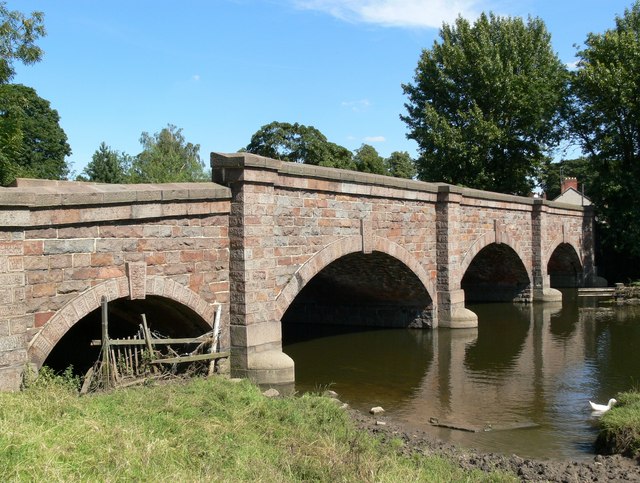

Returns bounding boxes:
[0,2,46,84]
[354,144,386,174]
[129,124,207,183]
[386,151,416,179]
[0,83,70,185]
[245,121,355,170]
[402,13,568,195]
[569,1,640,257]
[80,142,130,183]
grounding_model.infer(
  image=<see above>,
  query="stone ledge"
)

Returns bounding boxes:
[0,179,231,207]
[211,152,585,212]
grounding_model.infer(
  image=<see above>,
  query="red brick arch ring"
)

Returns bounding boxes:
[274,235,436,321]
[458,230,533,288]
[27,276,216,369]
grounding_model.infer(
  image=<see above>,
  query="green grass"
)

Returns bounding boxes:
[0,375,515,482]
[597,390,640,457]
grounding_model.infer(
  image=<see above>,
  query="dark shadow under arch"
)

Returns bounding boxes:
[44,295,211,376]
[282,251,434,331]
[548,243,583,288]
[461,243,531,303]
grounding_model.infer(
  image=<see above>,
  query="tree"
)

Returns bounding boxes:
[401,13,568,196]
[569,1,640,259]
[354,144,386,174]
[245,121,355,170]
[386,151,416,179]
[0,2,46,84]
[129,124,207,183]
[0,83,70,185]
[79,142,130,183]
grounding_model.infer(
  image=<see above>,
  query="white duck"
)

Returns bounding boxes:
[589,398,617,413]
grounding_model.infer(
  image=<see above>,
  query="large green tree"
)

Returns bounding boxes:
[0,83,70,185]
[244,121,355,170]
[402,13,568,195]
[129,124,207,183]
[385,151,416,179]
[569,2,640,259]
[79,142,130,183]
[0,2,45,84]
[354,144,386,174]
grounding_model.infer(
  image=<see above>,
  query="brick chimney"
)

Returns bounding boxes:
[561,177,578,194]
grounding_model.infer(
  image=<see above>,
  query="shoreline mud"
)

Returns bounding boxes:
[349,408,640,481]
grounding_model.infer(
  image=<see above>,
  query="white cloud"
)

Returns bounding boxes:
[292,0,485,28]
[364,135,386,142]
[192,74,201,82]
[341,99,372,111]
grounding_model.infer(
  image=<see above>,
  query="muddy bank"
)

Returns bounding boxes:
[350,409,640,482]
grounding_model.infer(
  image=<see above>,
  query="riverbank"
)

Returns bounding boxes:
[596,390,640,458]
[350,407,640,481]
[614,284,640,304]
[0,375,512,481]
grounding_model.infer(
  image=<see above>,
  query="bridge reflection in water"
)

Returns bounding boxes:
[283,290,640,460]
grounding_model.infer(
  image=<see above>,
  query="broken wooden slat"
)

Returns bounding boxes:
[150,351,230,365]
[90,337,214,347]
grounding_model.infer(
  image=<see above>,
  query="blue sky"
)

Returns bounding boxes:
[8,0,635,176]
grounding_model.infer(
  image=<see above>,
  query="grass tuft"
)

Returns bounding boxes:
[596,390,640,457]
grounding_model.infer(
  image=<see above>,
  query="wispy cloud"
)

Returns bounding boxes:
[292,0,486,28]
[364,135,386,142]
[192,74,201,82]
[341,99,372,111]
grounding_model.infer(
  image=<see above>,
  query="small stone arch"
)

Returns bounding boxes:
[28,276,217,368]
[459,229,532,286]
[275,235,435,321]
[543,235,583,272]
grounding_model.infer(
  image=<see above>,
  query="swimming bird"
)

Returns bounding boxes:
[589,398,617,412]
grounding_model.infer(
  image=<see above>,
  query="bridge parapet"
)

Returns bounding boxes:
[0,179,231,390]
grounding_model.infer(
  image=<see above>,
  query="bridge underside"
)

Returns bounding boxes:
[461,243,531,303]
[282,251,434,329]
[44,296,211,377]
[548,243,583,288]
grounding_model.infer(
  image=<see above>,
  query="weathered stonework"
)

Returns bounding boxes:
[0,155,597,391]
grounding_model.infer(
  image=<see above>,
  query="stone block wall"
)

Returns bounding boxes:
[0,180,231,390]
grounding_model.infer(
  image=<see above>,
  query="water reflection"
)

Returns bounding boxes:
[283,291,640,460]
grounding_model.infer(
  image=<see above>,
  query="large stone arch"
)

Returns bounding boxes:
[28,276,217,368]
[275,235,435,321]
[459,229,532,286]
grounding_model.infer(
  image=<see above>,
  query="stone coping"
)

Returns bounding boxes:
[0,179,231,207]
[211,152,587,212]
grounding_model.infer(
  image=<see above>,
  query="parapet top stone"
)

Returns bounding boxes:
[211,152,585,210]
[0,178,231,207]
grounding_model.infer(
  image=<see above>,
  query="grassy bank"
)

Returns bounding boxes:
[0,375,513,482]
[596,390,640,458]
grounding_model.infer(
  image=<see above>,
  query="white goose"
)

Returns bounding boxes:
[589,398,617,413]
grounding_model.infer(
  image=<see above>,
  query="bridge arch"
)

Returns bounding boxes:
[275,235,435,325]
[459,231,532,303]
[545,238,584,288]
[459,230,532,283]
[28,276,217,370]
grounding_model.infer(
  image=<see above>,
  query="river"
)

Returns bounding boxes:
[283,290,640,460]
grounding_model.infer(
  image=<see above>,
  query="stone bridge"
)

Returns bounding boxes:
[0,152,598,390]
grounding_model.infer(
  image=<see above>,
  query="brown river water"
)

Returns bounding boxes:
[283,290,640,460]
